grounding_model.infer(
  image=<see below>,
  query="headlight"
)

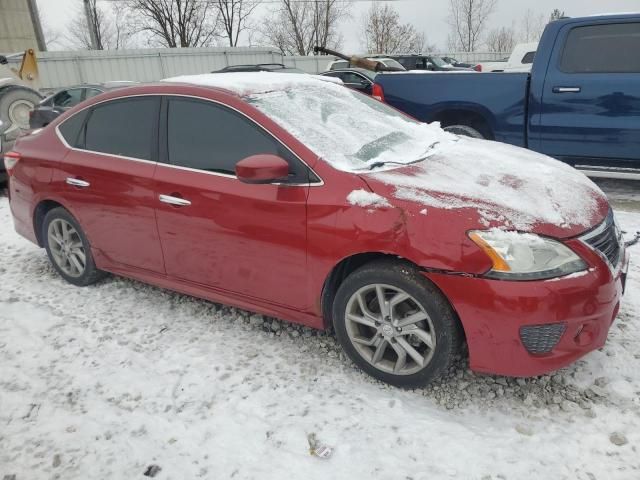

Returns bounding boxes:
[469,230,587,280]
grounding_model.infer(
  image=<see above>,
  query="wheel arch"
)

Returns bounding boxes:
[431,107,495,140]
[33,199,66,247]
[321,252,468,347]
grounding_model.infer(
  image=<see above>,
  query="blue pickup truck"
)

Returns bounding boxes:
[373,14,640,177]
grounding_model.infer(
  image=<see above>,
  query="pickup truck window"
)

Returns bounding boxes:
[560,22,640,73]
[521,52,535,64]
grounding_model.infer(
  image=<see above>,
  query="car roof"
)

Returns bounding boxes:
[161,72,342,97]
[213,64,305,73]
[321,68,377,80]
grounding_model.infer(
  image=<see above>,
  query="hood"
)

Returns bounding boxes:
[361,137,609,239]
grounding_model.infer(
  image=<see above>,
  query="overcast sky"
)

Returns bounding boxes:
[36,0,640,52]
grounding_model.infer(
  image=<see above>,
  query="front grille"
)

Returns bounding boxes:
[580,210,622,268]
[520,323,567,355]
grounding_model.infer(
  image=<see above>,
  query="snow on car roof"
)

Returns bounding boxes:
[162,72,342,96]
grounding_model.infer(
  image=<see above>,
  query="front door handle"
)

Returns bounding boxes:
[553,86,581,93]
[159,194,191,207]
[66,177,90,188]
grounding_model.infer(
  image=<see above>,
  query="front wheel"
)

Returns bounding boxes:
[332,260,463,388]
[43,207,107,286]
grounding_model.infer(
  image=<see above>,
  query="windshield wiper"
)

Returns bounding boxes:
[367,141,441,170]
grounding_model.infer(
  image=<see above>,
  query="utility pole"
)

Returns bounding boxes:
[26,0,47,51]
[83,0,100,49]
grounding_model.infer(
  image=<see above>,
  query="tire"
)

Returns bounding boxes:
[443,124,485,139]
[332,259,462,389]
[42,207,107,286]
[0,87,42,132]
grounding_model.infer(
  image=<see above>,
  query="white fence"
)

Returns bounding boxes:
[6,47,508,90]
[435,52,508,63]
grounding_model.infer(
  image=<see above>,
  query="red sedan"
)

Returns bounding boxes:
[4,73,630,388]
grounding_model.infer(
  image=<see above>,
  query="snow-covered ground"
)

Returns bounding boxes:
[1,195,639,480]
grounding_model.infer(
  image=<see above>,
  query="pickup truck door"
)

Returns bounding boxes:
[538,21,640,165]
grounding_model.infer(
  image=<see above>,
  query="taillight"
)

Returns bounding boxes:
[372,83,385,102]
[474,64,482,72]
[4,151,21,176]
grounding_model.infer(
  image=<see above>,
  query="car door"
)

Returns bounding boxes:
[153,96,313,309]
[53,96,166,273]
[538,21,640,164]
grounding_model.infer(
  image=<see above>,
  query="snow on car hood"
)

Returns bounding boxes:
[364,137,609,237]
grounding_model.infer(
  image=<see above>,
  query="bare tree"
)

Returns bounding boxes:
[549,9,565,22]
[361,4,427,54]
[213,0,259,47]
[42,21,65,51]
[126,0,219,47]
[261,0,349,55]
[67,0,131,50]
[520,9,546,43]
[485,26,516,53]
[447,0,497,52]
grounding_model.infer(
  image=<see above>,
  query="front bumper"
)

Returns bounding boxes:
[425,240,630,377]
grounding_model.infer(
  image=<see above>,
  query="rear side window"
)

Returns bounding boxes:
[84,97,159,160]
[166,97,308,181]
[560,23,640,73]
[53,88,84,108]
[58,109,89,147]
[521,51,536,64]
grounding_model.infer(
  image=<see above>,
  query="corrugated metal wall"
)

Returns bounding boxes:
[13,47,336,90]
[5,47,508,90]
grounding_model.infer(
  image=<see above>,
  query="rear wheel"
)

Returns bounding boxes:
[332,260,462,388]
[443,124,485,139]
[43,208,106,286]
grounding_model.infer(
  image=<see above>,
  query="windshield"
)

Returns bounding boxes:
[246,81,452,171]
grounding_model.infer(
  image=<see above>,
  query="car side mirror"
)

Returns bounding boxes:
[235,154,290,184]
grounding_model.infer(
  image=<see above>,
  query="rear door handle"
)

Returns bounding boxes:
[553,86,581,93]
[66,177,90,188]
[159,194,191,207]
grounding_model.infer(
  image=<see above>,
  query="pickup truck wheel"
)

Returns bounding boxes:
[444,125,485,139]
[332,259,462,388]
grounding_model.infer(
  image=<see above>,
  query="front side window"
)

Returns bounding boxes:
[53,88,84,108]
[83,97,159,160]
[560,22,640,73]
[166,97,308,181]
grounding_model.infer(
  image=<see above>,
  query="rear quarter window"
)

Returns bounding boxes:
[560,22,640,73]
[58,109,89,147]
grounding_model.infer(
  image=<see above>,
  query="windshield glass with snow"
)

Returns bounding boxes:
[246,82,452,171]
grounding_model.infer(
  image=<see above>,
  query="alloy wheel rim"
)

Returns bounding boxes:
[345,283,436,376]
[47,219,86,278]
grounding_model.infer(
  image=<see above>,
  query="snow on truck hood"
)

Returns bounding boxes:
[365,137,609,236]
